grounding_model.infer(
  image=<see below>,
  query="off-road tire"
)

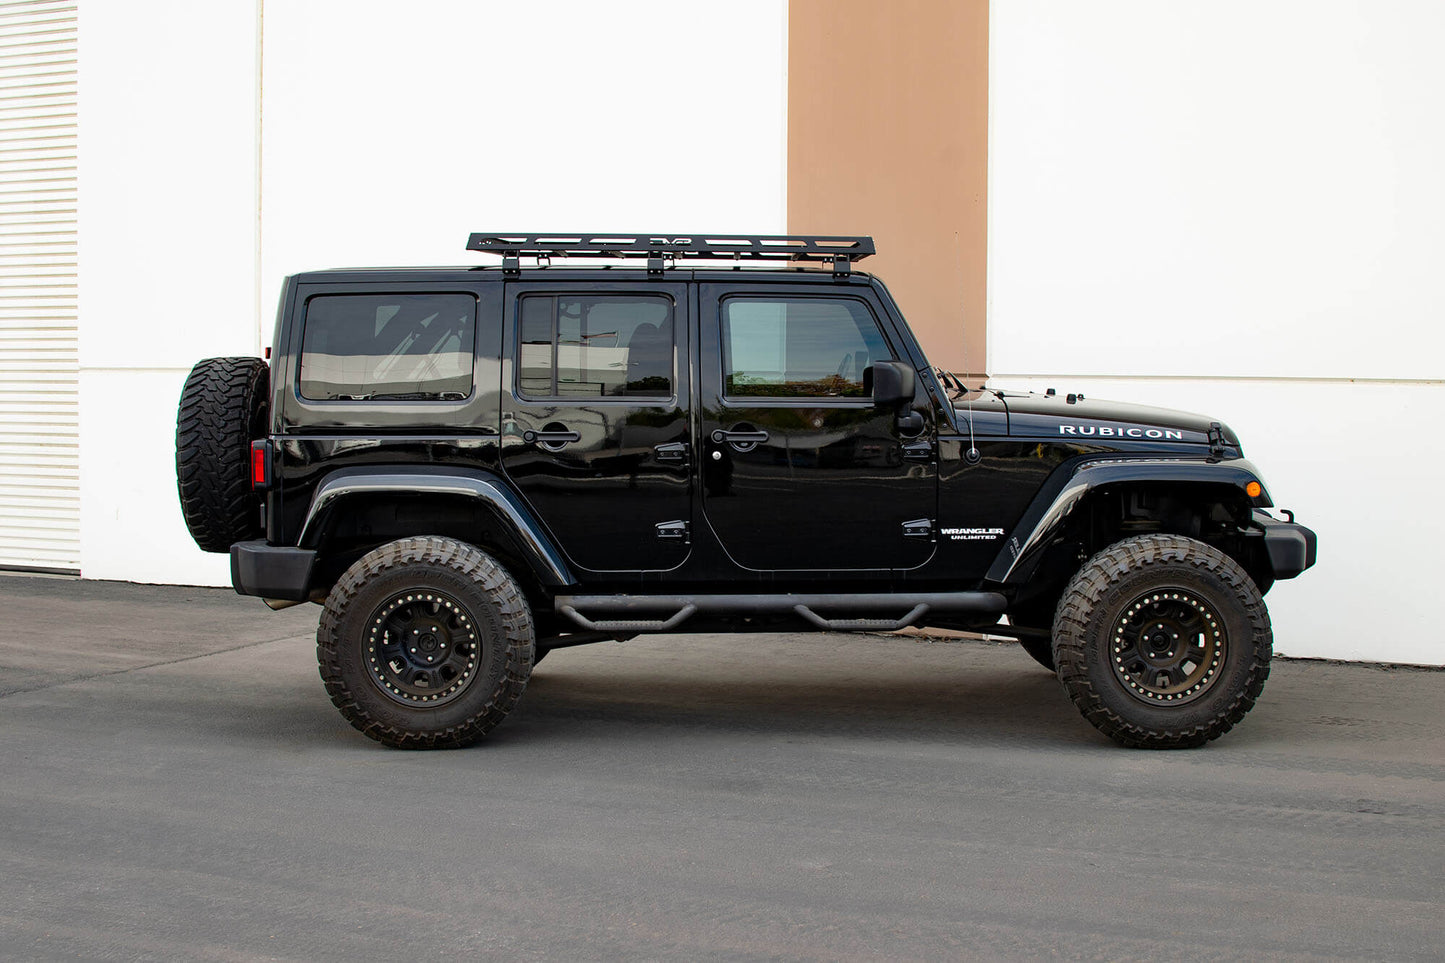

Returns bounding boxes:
[175,357,269,552]
[1054,534,1271,749]
[317,537,534,749]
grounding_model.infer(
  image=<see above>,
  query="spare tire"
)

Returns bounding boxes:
[176,357,270,552]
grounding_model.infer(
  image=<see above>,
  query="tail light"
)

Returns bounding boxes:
[250,439,271,490]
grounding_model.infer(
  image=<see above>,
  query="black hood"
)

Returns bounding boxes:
[962,390,1238,447]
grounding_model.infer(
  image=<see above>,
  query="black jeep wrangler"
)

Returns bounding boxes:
[176,233,1316,749]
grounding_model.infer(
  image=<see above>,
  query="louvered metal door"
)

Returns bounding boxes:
[0,0,77,572]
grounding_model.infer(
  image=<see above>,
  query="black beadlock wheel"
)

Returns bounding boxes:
[175,357,269,553]
[1053,534,1272,749]
[317,537,535,749]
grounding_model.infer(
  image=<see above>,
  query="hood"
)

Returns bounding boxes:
[980,390,1239,447]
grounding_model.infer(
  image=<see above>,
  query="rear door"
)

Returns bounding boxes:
[698,283,936,572]
[500,280,691,573]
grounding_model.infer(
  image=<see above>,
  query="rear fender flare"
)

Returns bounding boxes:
[297,466,574,587]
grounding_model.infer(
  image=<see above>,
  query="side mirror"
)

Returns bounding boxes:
[867,361,916,409]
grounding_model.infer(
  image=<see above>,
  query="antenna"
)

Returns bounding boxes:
[957,307,981,465]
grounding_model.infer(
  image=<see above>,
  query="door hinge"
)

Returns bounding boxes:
[902,518,935,540]
[901,440,933,462]
[654,442,688,465]
[1207,421,1226,460]
[656,520,690,543]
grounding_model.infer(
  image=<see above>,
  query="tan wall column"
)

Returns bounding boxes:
[789,0,988,376]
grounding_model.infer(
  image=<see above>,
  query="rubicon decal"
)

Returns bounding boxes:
[941,527,1004,541]
[1059,425,1184,439]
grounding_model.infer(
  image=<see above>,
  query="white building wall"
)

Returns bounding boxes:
[78,1,787,588]
[258,2,790,308]
[78,0,262,587]
[989,1,1445,664]
[78,0,1441,665]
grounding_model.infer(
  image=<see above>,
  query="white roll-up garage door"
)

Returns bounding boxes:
[0,0,77,573]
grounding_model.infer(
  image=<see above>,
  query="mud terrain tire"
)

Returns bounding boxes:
[1054,534,1271,749]
[317,537,534,749]
[175,357,269,552]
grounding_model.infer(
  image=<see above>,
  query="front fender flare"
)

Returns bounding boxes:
[297,465,574,587]
[986,456,1272,585]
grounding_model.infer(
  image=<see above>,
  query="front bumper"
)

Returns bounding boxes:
[1252,510,1317,579]
[230,540,317,601]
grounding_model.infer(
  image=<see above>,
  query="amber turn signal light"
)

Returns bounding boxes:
[1245,481,1262,499]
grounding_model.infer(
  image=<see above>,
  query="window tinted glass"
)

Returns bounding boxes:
[299,293,476,401]
[722,297,891,398]
[517,295,673,398]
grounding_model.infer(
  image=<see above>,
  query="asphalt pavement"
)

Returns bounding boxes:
[0,573,1441,961]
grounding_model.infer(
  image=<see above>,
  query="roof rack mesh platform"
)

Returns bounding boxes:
[465,233,875,275]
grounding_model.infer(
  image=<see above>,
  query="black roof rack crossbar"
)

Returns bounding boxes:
[465,233,875,264]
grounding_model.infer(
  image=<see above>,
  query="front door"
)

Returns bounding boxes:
[500,280,691,573]
[698,284,937,572]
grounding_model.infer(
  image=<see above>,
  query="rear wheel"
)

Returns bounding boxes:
[317,537,534,749]
[1054,534,1271,749]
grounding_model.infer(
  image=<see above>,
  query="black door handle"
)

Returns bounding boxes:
[710,428,770,445]
[523,429,581,447]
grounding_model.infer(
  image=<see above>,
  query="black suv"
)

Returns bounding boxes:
[175,233,1316,749]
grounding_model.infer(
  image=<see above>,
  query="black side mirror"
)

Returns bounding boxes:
[866,361,916,409]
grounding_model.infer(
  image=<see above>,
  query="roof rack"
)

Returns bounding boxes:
[465,233,875,277]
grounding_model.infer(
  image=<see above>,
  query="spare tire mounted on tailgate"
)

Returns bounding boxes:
[175,356,269,553]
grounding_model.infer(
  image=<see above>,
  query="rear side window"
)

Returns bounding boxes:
[517,294,673,399]
[299,293,476,401]
[721,297,891,398]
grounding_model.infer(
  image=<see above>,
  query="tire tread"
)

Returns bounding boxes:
[175,357,268,552]
[316,536,534,749]
[1053,534,1271,749]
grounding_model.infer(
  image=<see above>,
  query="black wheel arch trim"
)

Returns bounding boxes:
[987,455,1286,585]
[296,466,575,587]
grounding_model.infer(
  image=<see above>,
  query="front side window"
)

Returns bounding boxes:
[299,293,476,401]
[722,297,891,398]
[518,294,673,399]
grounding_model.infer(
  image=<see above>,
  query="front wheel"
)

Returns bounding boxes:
[1053,534,1271,749]
[317,537,534,749]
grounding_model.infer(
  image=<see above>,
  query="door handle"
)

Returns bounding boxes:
[523,428,581,448]
[711,428,770,445]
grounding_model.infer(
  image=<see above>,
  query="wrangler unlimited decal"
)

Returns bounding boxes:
[941,527,1004,541]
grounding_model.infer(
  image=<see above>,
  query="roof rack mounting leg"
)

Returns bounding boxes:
[831,253,851,279]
